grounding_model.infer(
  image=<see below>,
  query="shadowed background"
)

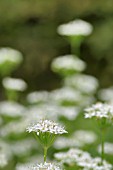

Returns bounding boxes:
[0,0,113,92]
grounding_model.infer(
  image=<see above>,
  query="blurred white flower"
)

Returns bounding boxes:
[0,47,23,64]
[49,87,95,106]
[16,164,29,170]
[64,74,99,94]
[31,162,61,170]
[84,102,113,120]
[56,106,79,120]
[79,157,112,170]
[0,153,8,168]
[26,119,67,135]
[51,55,86,75]
[27,91,49,104]
[0,119,29,137]
[57,19,93,36]
[55,148,112,170]
[49,87,82,104]
[54,130,97,149]
[11,138,37,157]
[98,87,113,103]
[2,77,27,91]
[0,101,26,117]
[26,104,79,121]
[16,155,43,170]
[54,148,91,165]
[0,140,12,167]
[73,130,97,144]
[97,142,113,155]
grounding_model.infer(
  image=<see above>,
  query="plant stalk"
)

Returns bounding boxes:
[44,147,48,162]
[101,129,105,164]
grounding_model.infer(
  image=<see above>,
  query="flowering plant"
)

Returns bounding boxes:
[26,119,67,162]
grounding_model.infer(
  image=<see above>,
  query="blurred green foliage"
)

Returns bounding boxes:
[0,0,113,89]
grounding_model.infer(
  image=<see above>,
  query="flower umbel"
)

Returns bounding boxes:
[26,119,67,135]
[84,102,113,121]
[26,119,67,162]
[57,19,93,36]
[31,162,61,170]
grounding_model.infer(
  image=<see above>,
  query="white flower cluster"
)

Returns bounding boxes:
[0,101,26,117]
[50,87,94,106]
[0,140,12,168]
[84,102,113,120]
[57,19,93,36]
[2,77,27,91]
[54,148,112,170]
[50,87,83,104]
[64,74,99,94]
[26,120,67,135]
[51,55,86,75]
[11,138,37,157]
[98,87,113,103]
[82,157,112,170]
[54,130,97,149]
[0,119,29,137]
[55,148,91,165]
[97,142,113,155]
[27,91,49,104]
[31,162,61,170]
[0,153,8,168]
[16,155,43,170]
[0,47,23,64]
[26,104,79,121]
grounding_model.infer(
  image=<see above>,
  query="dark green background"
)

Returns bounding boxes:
[0,0,113,90]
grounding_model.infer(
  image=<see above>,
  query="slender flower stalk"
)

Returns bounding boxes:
[44,147,47,162]
[101,129,105,164]
[84,102,113,164]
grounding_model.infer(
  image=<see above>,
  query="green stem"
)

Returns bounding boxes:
[70,40,80,57]
[101,129,105,164]
[44,147,48,162]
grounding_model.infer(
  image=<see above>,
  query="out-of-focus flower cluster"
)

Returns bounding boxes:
[0,18,113,170]
[84,102,113,121]
[55,148,112,170]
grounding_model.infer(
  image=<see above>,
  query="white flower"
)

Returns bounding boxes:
[0,140,12,167]
[97,142,113,155]
[0,47,23,64]
[2,77,27,91]
[54,149,112,170]
[0,153,8,168]
[11,138,37,156]
[31,162,61,170]
[49,87,82,104]
[0,101,26,117]
[54,130,97,149]
[54,148,91,165]
[16,156,43,170]
[84,102,113,120]
[27,91,49,104]
[81,157,112,170]
[57,19,93,36]
[26,120,67,135]
[98,87,113,102]
[73,130,97,145]
[0,119,30,137]
[49,87,94,106]
[51,55,86,75]
[64,74,99,94]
